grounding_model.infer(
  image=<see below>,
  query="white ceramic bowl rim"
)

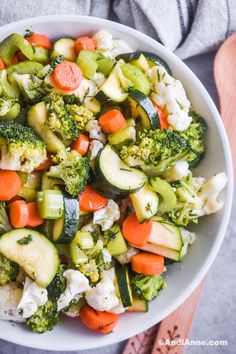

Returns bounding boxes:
[0,15,233,351]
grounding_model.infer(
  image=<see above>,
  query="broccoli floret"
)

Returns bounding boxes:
[64,297,85,317]
[70,234,109,283]
[45,93,79,141]
[131,274,166,301]
[47,150,89,196]
[66,104,94,131]
[78,259,100,283]
[0,253,19,285]
[11,72,45,104]
[0,97,20,121]
[0,202,12,236]
[120,129,199,175]
[180,111,206,166]
[47,265,66,301]
[168,173,204,227]
[0,122,47,172]
[26,300,60,333]
[77,240,104,283]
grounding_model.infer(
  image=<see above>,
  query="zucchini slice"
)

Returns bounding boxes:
[52,190,79,243]
[130,183,159,222]
[127,296,148,312]
[105,224,128,256]
[115,264,133,307]
[50,38,76,62]
[134,218,183,261]
[128,90,160,129]
[108,119,136,148]
[0,228,59,287]
[117,51,171,74]
[95,144,147,196]
[138,242,181,262]
[149,218,183,251]
[95,59,129,104]
[121,63,150,95]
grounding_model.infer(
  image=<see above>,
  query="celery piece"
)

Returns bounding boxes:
[37,190,64,219]
[0,33,34,66]
[6,61,43,75]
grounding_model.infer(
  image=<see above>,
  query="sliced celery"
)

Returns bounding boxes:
[37,190,64,219]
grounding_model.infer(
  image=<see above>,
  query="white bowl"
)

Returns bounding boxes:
[0,15,233,351]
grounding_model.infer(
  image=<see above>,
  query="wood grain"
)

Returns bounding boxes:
[214,32,236,174]
[151,281,205,354]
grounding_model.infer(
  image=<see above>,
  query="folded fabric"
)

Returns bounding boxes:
[0,0,236,59]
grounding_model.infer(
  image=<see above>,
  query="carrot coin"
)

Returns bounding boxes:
[53,61,83,92]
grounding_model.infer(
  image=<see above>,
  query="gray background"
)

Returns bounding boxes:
[0,48,235,354]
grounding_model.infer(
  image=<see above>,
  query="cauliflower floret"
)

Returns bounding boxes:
[91,72,106,88]
[107,39,134,58]
[108,301,126,314]
[81,222,100,234]
[147,66,192,131]
[180,229,196,258]
[163,161,190,182]
[0,282,25,322]
[85,120,106,143]
[85,268,119,311]
[89,140,104,160]
[0,122,47,173]
[116,246,140,265]
[197,172,227,216]
[93,199,120,231]
[92,30,113,51]
[168,110,192,131]
[57,269,91,311]
[102,248,112,264]
[17,277,48,318]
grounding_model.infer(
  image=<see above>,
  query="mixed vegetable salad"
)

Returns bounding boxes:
[0,29,227,334]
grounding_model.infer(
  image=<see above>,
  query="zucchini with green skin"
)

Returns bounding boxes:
[127,296,148,312]
[95,144,147,197]
[115,264,133,307]
[0,228,59,287]
[130,53,149,72]
[121,63,150,95]
[149,217,183,251]
[27,101,65,153]
[52,189,79,243]
[95,59,129,104]
[130,183,159,222]
[128,90,160,129]
[116,51,172,74]
[50,38,76,62]
[108,119,136,147]
[133,218,183,261]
